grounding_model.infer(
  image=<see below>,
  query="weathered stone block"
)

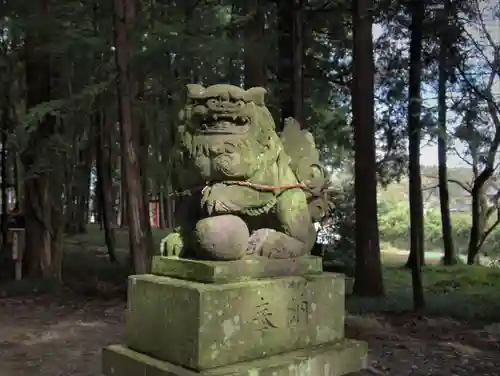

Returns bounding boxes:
[126,273,345,370]
[103,340,368,376]
[151,256,323,283]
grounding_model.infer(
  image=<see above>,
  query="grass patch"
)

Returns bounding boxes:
[4,226,500,321]
[365,243,500,320]
[348,264,500,321]
[0,225,170,297]
[68,224,169,251]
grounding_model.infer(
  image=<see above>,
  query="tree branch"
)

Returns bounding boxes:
[449,178,473,193]
[478,208,500,251]
[422,184,439,192]
[449,143,474,167]
[423,174,472,193]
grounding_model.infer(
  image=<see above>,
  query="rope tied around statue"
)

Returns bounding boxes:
[167,179,335,205]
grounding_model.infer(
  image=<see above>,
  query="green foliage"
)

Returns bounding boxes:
[19,78,113,132]
[2,0,414,207]
[320,177,356,273]
[70,224,167,252]
[377,167,500,257]
[378,200,473,252]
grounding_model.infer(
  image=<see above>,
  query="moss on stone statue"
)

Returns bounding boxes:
[161,84,332,261]
[151,256,323,283]
[103,340,368,376]
[101,83,367,376]
[125,273,346,370]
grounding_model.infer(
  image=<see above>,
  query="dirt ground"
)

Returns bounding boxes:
[0,295,125,376]
[1,295,500,376]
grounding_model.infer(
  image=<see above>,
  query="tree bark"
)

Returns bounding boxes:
[225,3,240,85]
[244,0,266,88]
[13,149,21,209]
[159,190,166,229]
[118,157,127,227]
[437,2,456,265]
[50,171,66,281]
[113,0,152,273]
[467,167,493,264]
[22,0,63,280]
[407,0,425,311]
[1,79,10,249]
[352,0,385,297]
[66,145,91,234]
[78,148,92,230]
[95,108,118,263]
[136,76,155,256]
[276,0,305,129]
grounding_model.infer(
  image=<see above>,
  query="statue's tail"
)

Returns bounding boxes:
[279,117,332,221]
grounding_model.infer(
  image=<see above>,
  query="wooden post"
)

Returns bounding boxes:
[9,228,25,281]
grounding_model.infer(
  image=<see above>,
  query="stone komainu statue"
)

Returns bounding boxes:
[162,84,331,260]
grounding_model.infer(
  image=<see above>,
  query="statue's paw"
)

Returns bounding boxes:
[247,228,273,256]
[201,184,249,215]
[204,197,242,216]
[163,233,184,257]
[195,215,249,260]
[247,228,309,259]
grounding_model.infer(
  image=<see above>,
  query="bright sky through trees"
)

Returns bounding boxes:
[373,3,499,168]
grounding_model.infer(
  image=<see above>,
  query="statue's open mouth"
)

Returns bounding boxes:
[198,113,250,135]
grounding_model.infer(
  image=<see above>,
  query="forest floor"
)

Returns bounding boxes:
[1,296,500,376]
[1,228,500,376]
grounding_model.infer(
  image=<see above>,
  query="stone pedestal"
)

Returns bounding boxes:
[102,256,367,376]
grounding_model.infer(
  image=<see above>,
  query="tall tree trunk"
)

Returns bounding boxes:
[407,0,425,311]
[276,0,305,129]
[437,1,456,265]
[118,157,127,227]
[165,180,175,229]
[13,151,21,209]
[136,79,155,256]
[467,167,493,264]
[159,190,166,229]
[78,148,92,231]
[225,3,240,85]
[64,126,79,234]
[22,0,62,280]
[113,0,152,273]
[244,0,266,88]
[95,108,118,263]
[94,171,103,228]
[50,170,66,281]
[66,145,91,234]
[1,81,10,249]
[352,0,384,297]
